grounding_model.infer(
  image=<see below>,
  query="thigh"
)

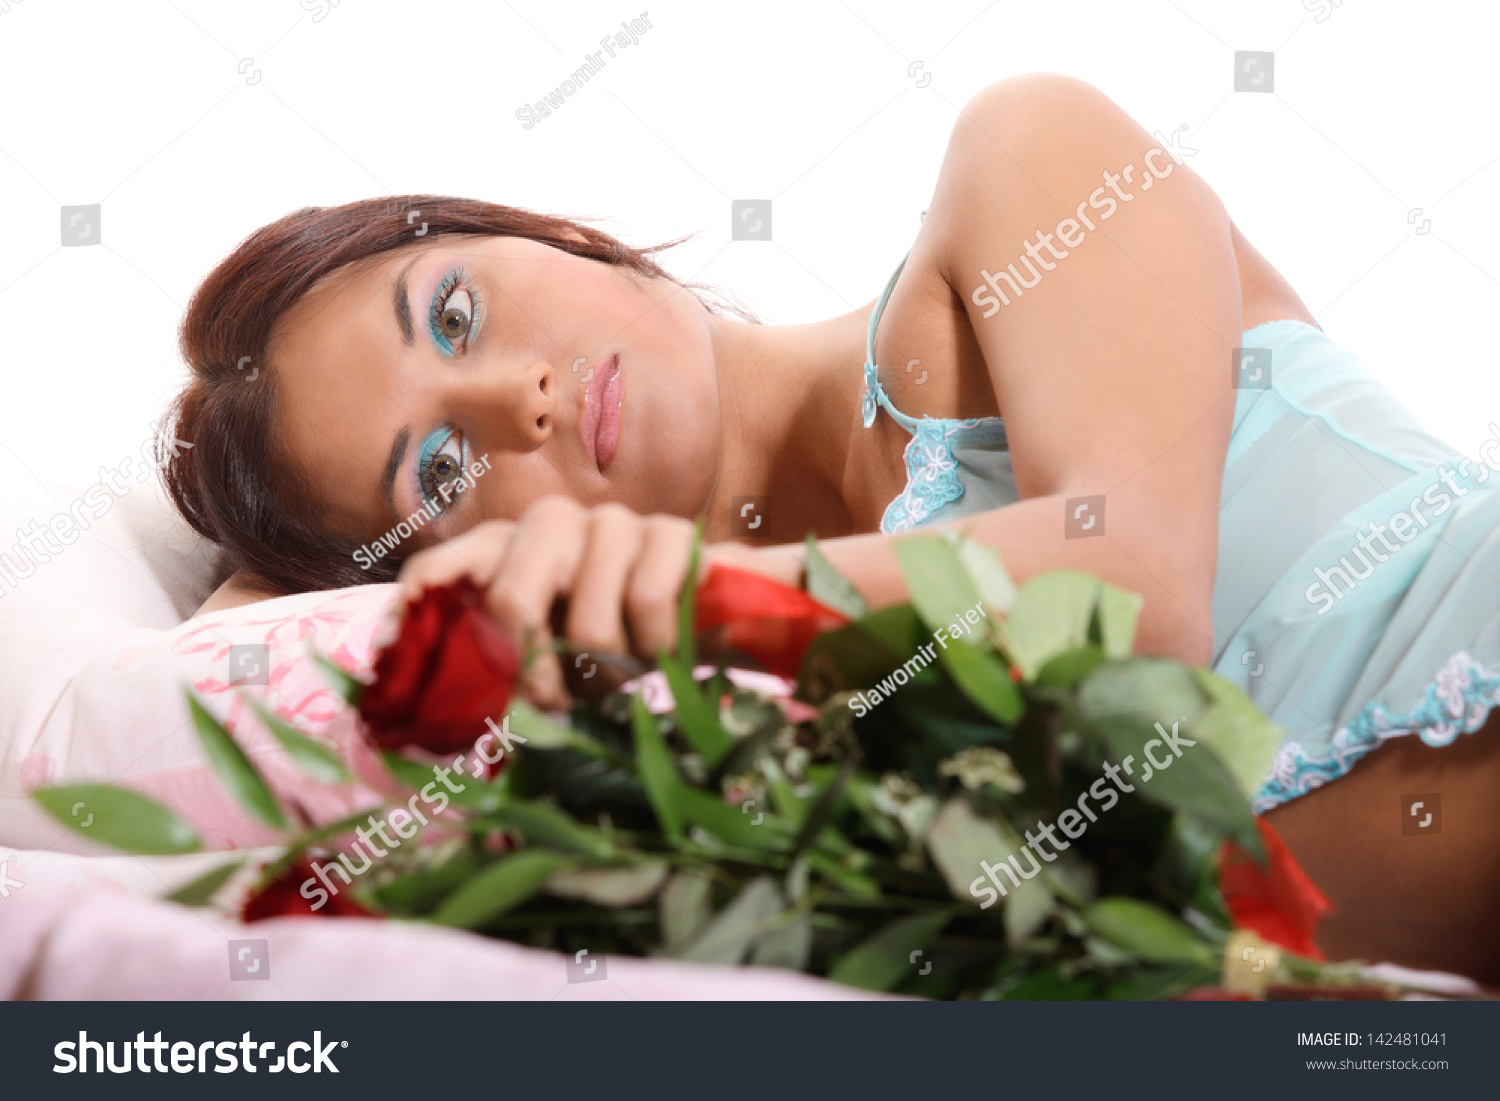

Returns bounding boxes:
[1264,712,1500,984]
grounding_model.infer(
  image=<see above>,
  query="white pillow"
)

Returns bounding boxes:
[0,477,399,851]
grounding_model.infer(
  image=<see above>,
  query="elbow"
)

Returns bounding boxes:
[1137,600,1215,668]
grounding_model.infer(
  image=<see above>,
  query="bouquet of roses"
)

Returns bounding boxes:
[37,532,1362,999]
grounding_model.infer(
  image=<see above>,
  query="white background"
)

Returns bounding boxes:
[1,0,1497,494]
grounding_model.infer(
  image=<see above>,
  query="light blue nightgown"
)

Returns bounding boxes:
[862,251,1500,812]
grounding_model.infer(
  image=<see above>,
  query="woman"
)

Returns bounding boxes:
[168,75,1500,981]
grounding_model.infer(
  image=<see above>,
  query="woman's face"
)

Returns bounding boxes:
[268,235,723,549]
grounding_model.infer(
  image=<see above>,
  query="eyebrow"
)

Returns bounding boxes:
[381,425,411,525]
[392,254,422,347]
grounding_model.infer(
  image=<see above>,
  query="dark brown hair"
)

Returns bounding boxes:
[163,195,740,597]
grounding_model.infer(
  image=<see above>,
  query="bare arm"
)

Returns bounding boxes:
[763,75,1239,665]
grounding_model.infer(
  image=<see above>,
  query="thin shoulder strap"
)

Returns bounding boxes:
[862,210,929,434]
[861,252,921,434]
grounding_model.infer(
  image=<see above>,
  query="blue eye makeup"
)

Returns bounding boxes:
[416,426,470,512]
[428,267,482,356]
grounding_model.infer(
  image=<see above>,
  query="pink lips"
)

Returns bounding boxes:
[580,353,623,473]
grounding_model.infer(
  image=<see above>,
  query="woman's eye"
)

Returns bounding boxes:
[439,288,473,342]
[428,272,481,355]
[420,429,468,508]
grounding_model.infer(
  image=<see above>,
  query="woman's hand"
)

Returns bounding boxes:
[394,496,790,708]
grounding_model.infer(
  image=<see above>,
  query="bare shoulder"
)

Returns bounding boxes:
[925,72,1226,254]
[194,568,284,616]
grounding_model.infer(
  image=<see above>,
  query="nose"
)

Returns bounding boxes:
[449,358,558,448]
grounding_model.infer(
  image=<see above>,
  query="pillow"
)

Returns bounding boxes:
[0,478,400,851]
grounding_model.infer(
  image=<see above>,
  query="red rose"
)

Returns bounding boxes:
[358,577,521,757]
[695,562,850,680]
[241,856,375,922]
[1218,818,1333,960]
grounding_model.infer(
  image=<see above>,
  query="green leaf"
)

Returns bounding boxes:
[934,635,1023,724]
[632,696,685,843]
[679,787,796,852]
[804,849,880,901]
[804,534,869,620]
[952,532,1016,615]
[828,911,950,991]
[1187,666,1285,801]
[33,784,200,855]
[491,800,617,859]
[1077,660,1263,854]
[504,701,612,762]
[312,652,363,707]
[165,858,245,906]
[749,913,814,971]
[659,654,733,765]
[677,521,702,667]
[790,753,856,859]
[1005,570,1103,679]
[659,869,716,950]
[546,861,669,907]
[1081,897,1214,965]
[996,964,1103,1001]
[430,849,573,928]
[893,536,986,637]
[799,605,929,694]
[1090,713,1259,853]
[374,846,481,914]
[925,797,1052,944]
[1096,584,1143,658]
[380,751,504,813]
[676,877,786,965]
[241,695,349,784]
[1034,645,1107,690]
[187,693,287,829]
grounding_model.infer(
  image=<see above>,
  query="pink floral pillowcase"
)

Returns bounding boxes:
[2,584,403,853]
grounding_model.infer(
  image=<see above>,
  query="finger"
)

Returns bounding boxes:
[486,497,587,705]
[564,504,643,660]
[623,515,697,659]
[395,520,515,605]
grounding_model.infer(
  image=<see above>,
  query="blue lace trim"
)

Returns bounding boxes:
[880,417,987,533]
[1253,650,1500,812]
